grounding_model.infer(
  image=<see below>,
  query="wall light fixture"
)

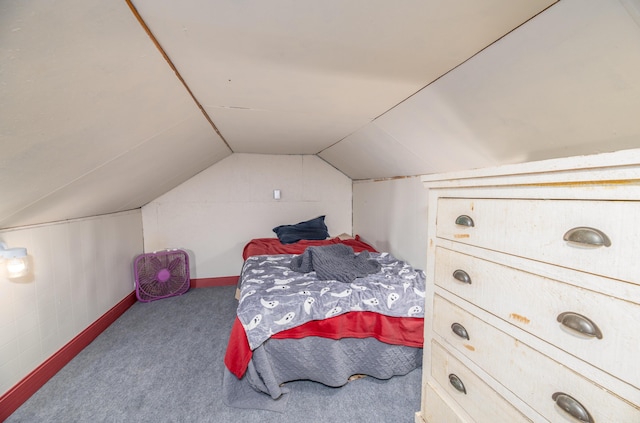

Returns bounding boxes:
[0,242,29,279]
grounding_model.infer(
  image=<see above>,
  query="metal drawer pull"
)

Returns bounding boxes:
[563,226,611,247]
[451,323,470,340]
[452,269,472,284]
[557,312,603,339]
[448,374,466,394]
[552,392,594,423]
[455,215,474,227]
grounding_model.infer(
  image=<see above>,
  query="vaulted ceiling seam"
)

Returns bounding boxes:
[125,0,233,152]
[317,1,559,161]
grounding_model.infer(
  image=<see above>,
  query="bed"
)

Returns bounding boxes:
[222,224,425,412]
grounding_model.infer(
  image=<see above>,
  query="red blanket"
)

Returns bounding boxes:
[224,312,424,378]
[242,235,377,260]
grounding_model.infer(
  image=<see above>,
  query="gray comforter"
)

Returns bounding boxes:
[223,336,423,412]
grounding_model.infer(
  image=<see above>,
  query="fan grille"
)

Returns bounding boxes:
[134,250,190,302]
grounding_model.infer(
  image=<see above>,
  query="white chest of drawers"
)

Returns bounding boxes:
[416,149,640,423]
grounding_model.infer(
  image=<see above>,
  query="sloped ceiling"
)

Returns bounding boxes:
[2,0,640,229]
[130,0,556,155]
[322,0,640,178]
[0,0,232,229]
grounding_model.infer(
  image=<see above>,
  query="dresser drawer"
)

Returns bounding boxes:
[433,295,640,422]
[436,198,639,284]
[431,340,531,423]
[434,247,640,389]
[419,383,466,423]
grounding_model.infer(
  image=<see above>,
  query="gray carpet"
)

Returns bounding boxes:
[6,285,422,423]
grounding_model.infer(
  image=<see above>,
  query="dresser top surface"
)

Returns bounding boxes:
[421,148,640,188]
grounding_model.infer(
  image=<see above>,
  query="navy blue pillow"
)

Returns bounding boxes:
[273,216,330,244]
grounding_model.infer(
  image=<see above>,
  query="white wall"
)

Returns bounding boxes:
[141,154,352,278]
[353,176,428,270]
[0,210,143,396]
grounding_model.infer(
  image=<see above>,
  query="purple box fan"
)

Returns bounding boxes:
[133,249,190,302]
